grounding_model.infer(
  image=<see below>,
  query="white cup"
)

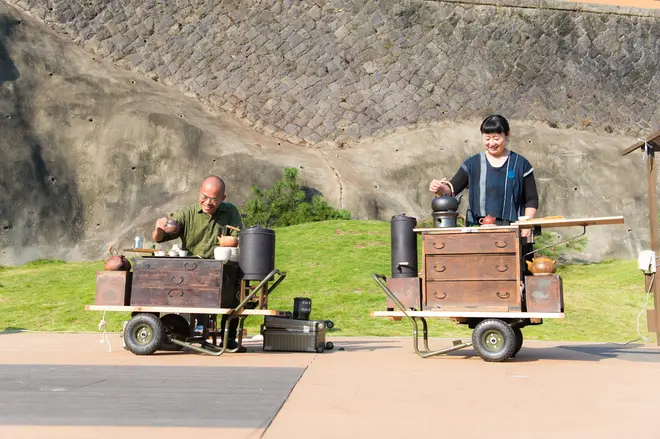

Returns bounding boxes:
[214,247,231,262]
[154,250,166,257]
[168,250,178,257]
[229,247,240,262]
[518,216,530,221]
[178,250,189,257]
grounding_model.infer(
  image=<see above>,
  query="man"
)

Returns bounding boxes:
[153,175,245,351]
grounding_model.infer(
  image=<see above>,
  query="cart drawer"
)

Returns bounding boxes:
[525,275,563,313]
[422,232,517,255]
[132,269,222,288]
[130,286,222,307]
[133,257,226,271]
[425,280,521,311]
[425,255,518,281]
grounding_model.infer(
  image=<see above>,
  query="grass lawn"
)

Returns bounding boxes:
[0,220,655,343]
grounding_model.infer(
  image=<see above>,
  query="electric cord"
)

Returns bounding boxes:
[618,272,654,346]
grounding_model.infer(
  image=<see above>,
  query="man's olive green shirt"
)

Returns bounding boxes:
[165,202,243,259]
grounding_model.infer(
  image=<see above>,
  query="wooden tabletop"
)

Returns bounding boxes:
[511,215,625,229]
[86,304,287,315]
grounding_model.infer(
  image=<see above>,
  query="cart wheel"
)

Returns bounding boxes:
[325,341,334,350]
[160,314,190,351]
[325,320,335,329]
[123,313,165,355]
[316,345,325,353]
[512,327,524,357]
[471,319,517,362]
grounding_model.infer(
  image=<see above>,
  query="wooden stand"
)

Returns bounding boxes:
[622,129,660,344]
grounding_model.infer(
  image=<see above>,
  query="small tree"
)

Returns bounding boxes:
[242,168,351,228]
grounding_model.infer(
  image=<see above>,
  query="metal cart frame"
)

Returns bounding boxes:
[87,268,288,356]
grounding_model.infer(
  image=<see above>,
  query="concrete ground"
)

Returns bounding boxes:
[1,332,659,439]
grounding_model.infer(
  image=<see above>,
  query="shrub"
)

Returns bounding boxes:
[242,167,351,228]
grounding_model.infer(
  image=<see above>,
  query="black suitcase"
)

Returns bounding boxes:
[261,316,333,353]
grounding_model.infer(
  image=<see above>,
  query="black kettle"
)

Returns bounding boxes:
[431,194,462,212]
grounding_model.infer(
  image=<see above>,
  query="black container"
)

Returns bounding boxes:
[390,214,418,278]
[293,297,312,320]
[239,226,276,280]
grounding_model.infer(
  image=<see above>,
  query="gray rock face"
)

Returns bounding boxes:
[5,0,660,147]
[0,1,654,266]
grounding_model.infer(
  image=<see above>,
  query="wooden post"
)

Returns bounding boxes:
[622,129,660,345]
[647,148,660,345]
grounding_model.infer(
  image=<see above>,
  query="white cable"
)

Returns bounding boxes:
[97,311,112,352]
[621,273,654,346]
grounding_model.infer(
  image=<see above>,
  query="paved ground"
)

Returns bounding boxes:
[1,332,659,439]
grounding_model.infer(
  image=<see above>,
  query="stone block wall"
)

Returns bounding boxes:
[7,0,660,146]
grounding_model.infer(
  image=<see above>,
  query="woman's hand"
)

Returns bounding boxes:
[429,179,451,195]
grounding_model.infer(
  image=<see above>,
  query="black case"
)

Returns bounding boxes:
[262,316,327,353]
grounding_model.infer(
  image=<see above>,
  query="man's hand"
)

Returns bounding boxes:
[521,228,531,238]
[429,179,451,196]
[152,217,168,242]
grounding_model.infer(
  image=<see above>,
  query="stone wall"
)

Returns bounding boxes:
[7,0,660,147]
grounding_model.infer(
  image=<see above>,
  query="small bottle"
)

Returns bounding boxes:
[134,236,143,249]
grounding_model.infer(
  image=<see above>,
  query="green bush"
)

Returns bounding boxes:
[242,167,351,228]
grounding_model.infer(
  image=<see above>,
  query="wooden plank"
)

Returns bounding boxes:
[123,248,157,254]
[621,128,660,156]
[512,216,625,229]
[646,151,660,344]
[414,226,518,234]
[371,310,565,318]
[85,304,286,315]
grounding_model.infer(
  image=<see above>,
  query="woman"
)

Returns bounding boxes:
[429,115,538,237]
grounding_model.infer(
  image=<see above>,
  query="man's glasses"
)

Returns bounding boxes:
[200,194,220,204]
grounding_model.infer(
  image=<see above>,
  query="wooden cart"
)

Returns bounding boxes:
[371,216,625,362]
[87,255,288,356]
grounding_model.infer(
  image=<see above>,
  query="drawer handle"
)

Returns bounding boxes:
[432,242,446,250]
[143,263,150,268]
[167,289,184,298]
[433,292,447,300]
[171,276,184,285]
[184,262,197,270]
[495,264,509,272]
[496,291,511,299]
[432,264,446,272]
[495,241,508,248]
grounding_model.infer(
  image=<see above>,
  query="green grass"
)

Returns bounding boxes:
[0,220,655,343]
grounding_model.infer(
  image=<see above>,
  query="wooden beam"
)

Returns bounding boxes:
[621,129,660,157]
[646,150,660,345]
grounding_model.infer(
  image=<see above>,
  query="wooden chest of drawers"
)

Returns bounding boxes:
[421,229,523,311]
[130,257,240,308]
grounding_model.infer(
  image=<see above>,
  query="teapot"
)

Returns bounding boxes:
[526,256,557,275]
[104,246,131,271]
[479,215,497,225]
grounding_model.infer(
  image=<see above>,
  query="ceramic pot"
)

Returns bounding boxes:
[479,215,497,225]
[104,255,131,271]
[526,256,557,275]
[219,235,239,247]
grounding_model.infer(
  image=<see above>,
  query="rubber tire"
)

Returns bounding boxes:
[316,345,325,353]
[325,320,335,329]
[160,314,190,352]
[123,313,165,355]
[471,319,517,362]
[325,341,334,350]
[512,327,524,357]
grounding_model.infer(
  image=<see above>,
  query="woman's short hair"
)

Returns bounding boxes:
[480,115,510,135]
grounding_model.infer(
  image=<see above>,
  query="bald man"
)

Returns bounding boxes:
[153,175,243,257]
[153,175,244,351]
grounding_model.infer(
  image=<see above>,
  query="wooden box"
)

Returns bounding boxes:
[421,229,523,311]
[130,257,237,308]
[386,277,422,310]
[95,271,132,306]
[524,275,564,313]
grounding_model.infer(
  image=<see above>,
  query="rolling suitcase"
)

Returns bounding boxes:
[261,316,333,353]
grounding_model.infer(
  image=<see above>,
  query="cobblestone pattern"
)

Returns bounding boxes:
[8,0,660,146]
